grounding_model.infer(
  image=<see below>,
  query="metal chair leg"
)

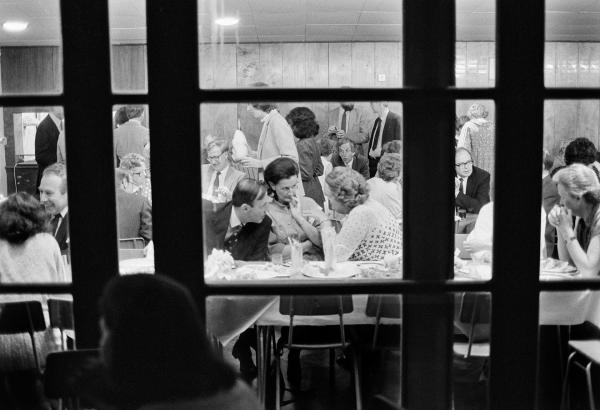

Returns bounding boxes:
[351,347,362,410]
[561,351,576,410]
[585,362,595,410]
[275,349,281,410]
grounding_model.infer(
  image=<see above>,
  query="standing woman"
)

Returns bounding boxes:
[457,103,495,176]
[286,107,325,208]
[549,163,600,277]
[239,83,299,171]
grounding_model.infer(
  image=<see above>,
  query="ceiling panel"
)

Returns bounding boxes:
[252,13,306,26]
[363,0,403,12]
[358,12,402,25]
[307,12,360,24]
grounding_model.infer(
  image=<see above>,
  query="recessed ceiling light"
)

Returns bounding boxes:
[3,21,28,33]
[215,17,239,26]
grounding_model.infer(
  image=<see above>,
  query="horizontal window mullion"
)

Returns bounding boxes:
[0,95,65,106]
[545,88,600,99]
[196,88,496,103]
[538,280,600,291]
[205,280,491,295]
[0,284,73,294]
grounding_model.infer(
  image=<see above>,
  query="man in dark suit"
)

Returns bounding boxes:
[39,163,69,253]
[367,101,402,177]
[115,169,153,244]
[331,137,370,180]
[542,151,560,257]
[35,108,63,190]
[455,147,490,214]
[203,178,271,379]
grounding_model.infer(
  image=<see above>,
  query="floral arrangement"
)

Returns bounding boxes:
[202,186,232,204]
[204,248,235,279]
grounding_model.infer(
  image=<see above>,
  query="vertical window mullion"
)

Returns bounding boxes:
[60,0,117,348]
[403,1,455,408]
[146,0,204,310]
[491,0,545,408]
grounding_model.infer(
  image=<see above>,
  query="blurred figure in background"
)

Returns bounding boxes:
[542,150,560,258]
[327,98,371,155]
[202,139,245,201]
[115,169,152,245]
[114,105,149,166]
[367,102,402,177]
[457,103,495,177]
[563,137,600,181]
[455,115,470,147]
[35,107,64,190]
[286,107,325,207]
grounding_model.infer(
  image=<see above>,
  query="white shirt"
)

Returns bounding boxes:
[208,165,229,195]
[49,112,63,131]
[455,175,469,198]
[225,207,243,240]
[343,158,354,169]
[369,107,389,158]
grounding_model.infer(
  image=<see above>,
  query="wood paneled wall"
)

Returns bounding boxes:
[0,47,62,94]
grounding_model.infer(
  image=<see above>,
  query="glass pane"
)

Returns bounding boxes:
[109,0,148,93]
[112,105,154,274]
[542,100,600,281]
[198,0,403,89]
[538,289,600,408]
[456,0,495,87]
[200,101,403,277]
[545,0,600,87]
[207,293,402,407]
[0,0,62,94]
[0,106,71,283]
[453,100,495,280]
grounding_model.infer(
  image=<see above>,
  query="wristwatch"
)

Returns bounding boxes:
[567,235,577,243]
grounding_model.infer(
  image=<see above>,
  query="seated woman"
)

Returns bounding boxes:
[264,157,325,261]
[0,192,67,409]
[549,163,600,277]
[80,274,259,409]
[324,167,402,261]
[367,153,402,220]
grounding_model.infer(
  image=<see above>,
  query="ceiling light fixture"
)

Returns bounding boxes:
[3,21,28,33]
[215,16,239,26]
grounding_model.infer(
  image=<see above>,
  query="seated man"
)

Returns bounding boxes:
[115,169,152,244]
[201,138,245,200]
[331,137,370,180]
[203,178,271,261]
[455,147,490,214]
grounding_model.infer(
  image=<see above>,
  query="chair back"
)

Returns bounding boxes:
[279,295,353,316]
[48,299,74,331]
[366,295,402,349]
[454,234,471,259]
[455,292,491,346]
[0,301,46,334]
[44,349,100,400]
[118,248,145,260]
[119,237,145,249]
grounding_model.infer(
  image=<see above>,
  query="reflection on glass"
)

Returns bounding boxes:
[113,105,154,275]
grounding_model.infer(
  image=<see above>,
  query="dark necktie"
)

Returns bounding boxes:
[369,117,382,155]
[341,111,348,133]
[213,171,221,197]
[50,214,61,235]
[459,178,464,194]
[224,225,243,250]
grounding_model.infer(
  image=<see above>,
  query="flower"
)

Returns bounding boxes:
[205,249,235,279]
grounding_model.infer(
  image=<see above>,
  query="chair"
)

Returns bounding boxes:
[48,299,74,350]
[118,248,145,260]
[44,349,100,410]
[274,295,361,410]
[453,293,491,359]
[118,237,145,250]
[454,233,471,260]
[560,340,600,410]
[0,301,47,375]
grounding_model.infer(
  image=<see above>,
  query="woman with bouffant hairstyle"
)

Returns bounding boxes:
[324,167,402,261]
[367,153,403,220]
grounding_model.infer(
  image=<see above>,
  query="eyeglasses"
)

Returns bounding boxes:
[207,152,224,161]
[455,160,473,167]
[132,169,147,176]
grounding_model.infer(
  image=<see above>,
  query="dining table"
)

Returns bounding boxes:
[119,256,598,409]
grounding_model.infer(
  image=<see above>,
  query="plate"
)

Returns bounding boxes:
[540,272,576,280]
[235,264,291,279]
[302,262,358,279]
[540,258,577,273]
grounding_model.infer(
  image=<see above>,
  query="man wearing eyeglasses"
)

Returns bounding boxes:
[201,139,245,201]
[455,147,490,214]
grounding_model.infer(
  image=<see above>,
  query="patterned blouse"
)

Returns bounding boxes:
[336,199,402,261]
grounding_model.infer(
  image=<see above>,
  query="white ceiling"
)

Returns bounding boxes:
[0,0,599,45]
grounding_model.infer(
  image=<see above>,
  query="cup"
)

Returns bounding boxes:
[270,253,283,265]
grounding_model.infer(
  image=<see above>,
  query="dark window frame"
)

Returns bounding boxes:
[0,0,598,408]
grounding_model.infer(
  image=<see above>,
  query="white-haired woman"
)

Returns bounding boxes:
[120,152,152,204]
[457,103,495,176]
[367,153,402,220]
[324,167,402,261]
[548,163,600,277]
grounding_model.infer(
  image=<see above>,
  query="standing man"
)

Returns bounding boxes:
[201,139,245,200]
[39,163,69,254]
[328,101,371,155]
[35,107,64,190]
[455,147,490,214]
[113,105,150,166]
[367,102,402,177]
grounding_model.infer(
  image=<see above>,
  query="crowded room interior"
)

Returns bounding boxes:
[0,0,599,409]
